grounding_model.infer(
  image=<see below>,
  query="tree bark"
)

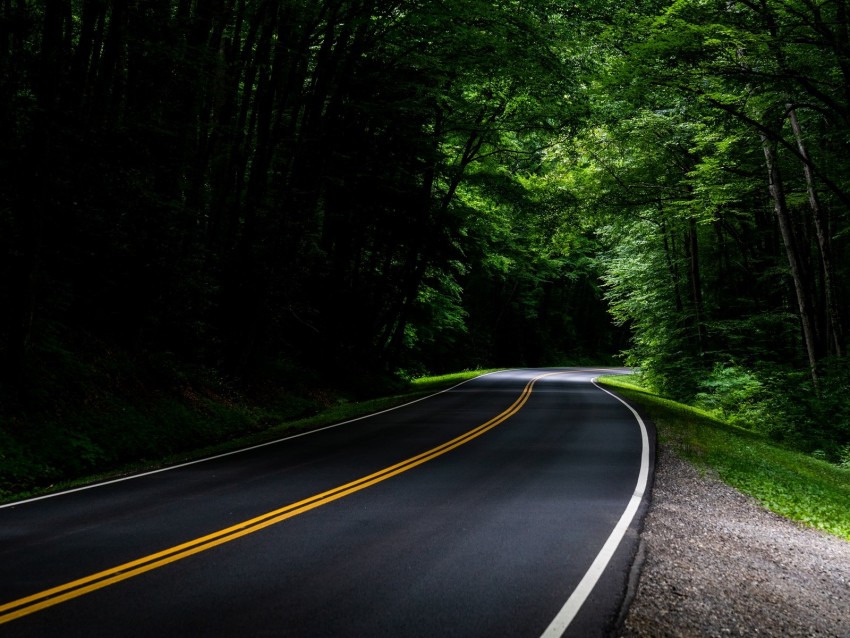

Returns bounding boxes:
[761,134,820,388]
[787,105,844,357]
[660,218,684,315]
[686,216,706,354]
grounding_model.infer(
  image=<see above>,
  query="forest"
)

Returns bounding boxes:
[1,0,849,489]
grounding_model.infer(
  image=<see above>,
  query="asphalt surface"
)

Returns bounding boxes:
[0,368,654,637]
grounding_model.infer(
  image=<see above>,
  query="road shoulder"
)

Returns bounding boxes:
[619,444,850,637]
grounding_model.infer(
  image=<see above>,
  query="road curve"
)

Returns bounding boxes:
[0,368,654,637]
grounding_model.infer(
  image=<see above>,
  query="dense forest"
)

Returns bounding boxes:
[1,0,849,488]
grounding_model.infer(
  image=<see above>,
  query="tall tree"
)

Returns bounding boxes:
[569,0,850,396]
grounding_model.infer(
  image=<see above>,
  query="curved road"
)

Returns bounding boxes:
[0,368,654,637]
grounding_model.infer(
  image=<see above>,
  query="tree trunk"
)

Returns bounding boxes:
[686,216,706,354]
[660,218,684,314]
[787,105,844,357]
[761,134,820,388]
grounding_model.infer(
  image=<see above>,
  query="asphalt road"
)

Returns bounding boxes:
[0,368,654,637]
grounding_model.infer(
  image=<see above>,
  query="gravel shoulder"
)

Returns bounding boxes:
[619,444,850,637]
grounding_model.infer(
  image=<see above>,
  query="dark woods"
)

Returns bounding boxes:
[1,0,438,379]
[0,1,610,396]
[2,0,849,480]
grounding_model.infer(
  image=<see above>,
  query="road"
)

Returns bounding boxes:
[0,368,653,637]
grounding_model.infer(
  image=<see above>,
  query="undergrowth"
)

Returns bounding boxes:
[0,349,495,504]
[598,374,850,541]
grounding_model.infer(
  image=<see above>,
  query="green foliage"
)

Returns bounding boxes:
[1,0,607,387]
[630,357,850,460]
[695,363,766,426]
[757,361,850,458]
[599,376,850,540]
[598,219,704,399]
[569,0,850,454]
[840,445,850,470]
[3,0,849,501]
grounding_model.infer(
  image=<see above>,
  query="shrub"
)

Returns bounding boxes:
[755,360,850,462]
[839,445,850,469]
[695,363,767,428]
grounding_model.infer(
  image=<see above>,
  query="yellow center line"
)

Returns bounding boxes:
[0,370,571,624]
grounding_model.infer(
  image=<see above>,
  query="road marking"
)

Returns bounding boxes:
[539,378,650,637]
[0,370,570,625]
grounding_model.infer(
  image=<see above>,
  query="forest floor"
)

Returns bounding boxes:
[619,443,850,637]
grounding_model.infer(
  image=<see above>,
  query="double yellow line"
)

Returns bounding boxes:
[0,370,566,624]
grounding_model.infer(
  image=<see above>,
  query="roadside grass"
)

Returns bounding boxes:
[219,368,501,448]
[409,369,502,392]
[0,369,499,505]
[598,375,850,541]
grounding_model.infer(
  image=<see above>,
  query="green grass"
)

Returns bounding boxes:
[0,368,499,504]
[221,368,500,446]
[410,369,501,392]
[598,374,850,541]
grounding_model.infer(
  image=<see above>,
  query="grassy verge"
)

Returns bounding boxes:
[189,368,501,455]
[598,375,850,541]
[0,368,498,505]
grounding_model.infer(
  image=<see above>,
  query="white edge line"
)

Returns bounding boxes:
[1,369,511,509]
[539,377,650,638]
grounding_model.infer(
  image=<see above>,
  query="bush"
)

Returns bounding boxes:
[751,361,850,462]
[839,445,850,469]
[695,363,766,427]
[689,359,850,464]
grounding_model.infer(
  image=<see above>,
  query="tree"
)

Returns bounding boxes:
[0,0,610,390]
[567,0,850,395]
